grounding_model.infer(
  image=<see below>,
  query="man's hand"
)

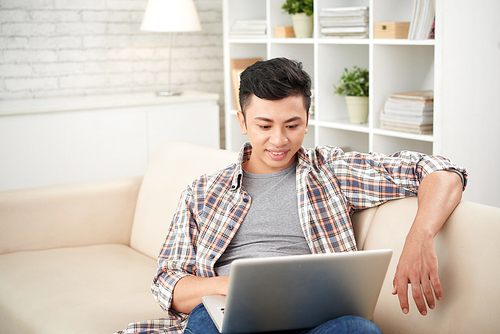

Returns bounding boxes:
[392,229,442,315]
[392,170,462,315]
[172,275,229,314]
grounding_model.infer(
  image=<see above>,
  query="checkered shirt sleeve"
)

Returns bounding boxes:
[323,146,468,211]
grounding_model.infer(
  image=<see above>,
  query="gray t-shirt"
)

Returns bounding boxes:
[215,162,311,276]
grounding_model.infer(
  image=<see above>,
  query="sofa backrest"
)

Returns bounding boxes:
[130,141,238,259]
[353,196,500,333]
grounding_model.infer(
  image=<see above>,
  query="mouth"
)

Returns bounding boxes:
[267,149,288,161]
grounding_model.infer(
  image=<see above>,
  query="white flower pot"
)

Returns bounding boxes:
[345,96,369,124]
[291,13,313,38]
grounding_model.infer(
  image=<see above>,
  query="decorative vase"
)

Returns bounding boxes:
[291,13,313,38]
[345,96,369,124]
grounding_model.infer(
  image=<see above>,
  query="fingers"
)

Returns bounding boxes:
[396,278,410,314]
[393,274,442,316]
[430,272,443,302]
[421,277,435,311]
[410,277,428,315]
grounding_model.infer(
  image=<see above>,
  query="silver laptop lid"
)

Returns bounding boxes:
[213,249,392,333]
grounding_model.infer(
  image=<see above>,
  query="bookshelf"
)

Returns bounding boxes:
[223,0,439,155]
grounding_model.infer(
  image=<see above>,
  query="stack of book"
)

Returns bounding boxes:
[408,0,435,39]
[380,90,434,134]
[319,6,369,38]
[229,20,267,39]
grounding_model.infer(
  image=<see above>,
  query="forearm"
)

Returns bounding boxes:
[171,275,229,314]
[392,170,463,315]
[409,170,463,240]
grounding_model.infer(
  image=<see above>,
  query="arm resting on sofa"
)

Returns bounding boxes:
[0,177,142,255]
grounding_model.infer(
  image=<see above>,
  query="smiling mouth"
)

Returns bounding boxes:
[267,150,288,161]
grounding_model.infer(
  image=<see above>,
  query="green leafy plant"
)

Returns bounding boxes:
[281,0,313,16]
[334,66,369,97]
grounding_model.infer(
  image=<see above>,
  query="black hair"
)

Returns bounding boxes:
[238,57,312,117]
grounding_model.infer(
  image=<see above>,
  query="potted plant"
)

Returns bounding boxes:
[282,0,314,38]
[334,66,369,124]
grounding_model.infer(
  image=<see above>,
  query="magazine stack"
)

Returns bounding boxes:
[229,20,267,39]
[319,6,369,38]
[380,90,434,134]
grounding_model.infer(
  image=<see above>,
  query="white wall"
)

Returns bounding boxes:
[0,0,223,100]
[440,0,500,207]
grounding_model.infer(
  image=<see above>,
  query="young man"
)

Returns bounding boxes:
[122,58,467,334]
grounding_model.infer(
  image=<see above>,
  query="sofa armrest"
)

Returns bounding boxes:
[0,177,142,255]
[359,197,500,333]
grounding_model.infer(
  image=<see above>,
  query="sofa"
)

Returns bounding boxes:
[0,141,499,334]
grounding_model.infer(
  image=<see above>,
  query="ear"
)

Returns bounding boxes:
[237,111,248,135]
[305,112,309,134]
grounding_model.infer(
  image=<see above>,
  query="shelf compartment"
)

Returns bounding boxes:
[229,43,267,60]
[372,133,433,156]
[316,43,369,123]
[318,38,370,45]
[228,38,268,44]
[317,127,369,153]
[227,0,267,28]
[371,0,413,23]
[372,128,434,142]
[371,44,435,128]
[372,39,435,46]
[269,38,315,44]
[317,119,370,133]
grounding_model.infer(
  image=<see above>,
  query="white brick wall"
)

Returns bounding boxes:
[0,0,224,102]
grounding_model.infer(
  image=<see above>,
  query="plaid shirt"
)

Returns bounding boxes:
[118,143,467,334]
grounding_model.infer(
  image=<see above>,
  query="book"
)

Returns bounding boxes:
[319,17,368,27]
[384,100,433,112]
[388,90,434,104]
[408,0,435,39]
[322,32,369,39]
[380,120,433,134]
[380,110,433,125]
[230,20,266,39]
[319,6,369,38]
[321,26,368,34]
[380,90,434,134]
[320,7,369,17]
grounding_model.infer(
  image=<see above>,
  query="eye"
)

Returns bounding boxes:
[258,125,271,129]
[287,125,299,129]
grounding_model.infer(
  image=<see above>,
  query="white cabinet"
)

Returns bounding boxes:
[223,0,438,155]
[0,91,220,191]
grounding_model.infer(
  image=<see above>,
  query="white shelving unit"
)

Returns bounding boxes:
[223,0,440,156]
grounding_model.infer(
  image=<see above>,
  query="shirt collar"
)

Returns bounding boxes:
[230,142,311,191]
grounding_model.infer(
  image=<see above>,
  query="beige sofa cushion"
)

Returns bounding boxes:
[130,141,238,259]
[359,197,500,334]
[0,177,141,255]
[0,244,166,334]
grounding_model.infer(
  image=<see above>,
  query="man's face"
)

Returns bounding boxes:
[237,94,308,174]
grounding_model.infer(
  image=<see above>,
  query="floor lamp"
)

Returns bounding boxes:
[140,0,201,96]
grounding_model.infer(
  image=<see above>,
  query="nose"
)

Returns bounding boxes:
[269,127,288,146]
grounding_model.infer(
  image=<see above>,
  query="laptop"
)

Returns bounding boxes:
[202,249,392,333]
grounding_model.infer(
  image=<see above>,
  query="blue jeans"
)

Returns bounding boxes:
[184,303,382,334]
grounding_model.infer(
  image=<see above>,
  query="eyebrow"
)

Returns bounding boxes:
[254,116,303,123]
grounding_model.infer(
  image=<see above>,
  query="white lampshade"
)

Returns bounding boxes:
[140,0,201,32]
